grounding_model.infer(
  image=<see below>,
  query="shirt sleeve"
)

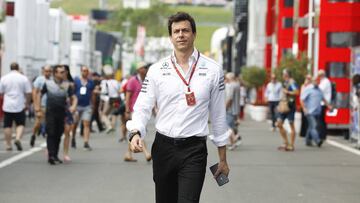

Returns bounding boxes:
[26,80,32,94]
[209,68,231,147]
[41,83,48,95]
[264,83,270,99]
[68,84,74,97]
[0,80,3,94]
[126,67,156,137]
[126,78,135,92]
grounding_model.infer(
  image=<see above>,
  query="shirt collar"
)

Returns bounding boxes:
[171,48,199,65]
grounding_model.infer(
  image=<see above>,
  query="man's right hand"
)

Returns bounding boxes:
[129,134,143,153]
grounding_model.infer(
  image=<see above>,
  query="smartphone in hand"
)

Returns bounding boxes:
[209,163,229,186]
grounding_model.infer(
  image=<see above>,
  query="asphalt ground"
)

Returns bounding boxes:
[0,116,360,203]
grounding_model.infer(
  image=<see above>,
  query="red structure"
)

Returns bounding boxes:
[297,0,309,55]
[265,0,275,71]
[318,0,360,126]
[276,0,294,64]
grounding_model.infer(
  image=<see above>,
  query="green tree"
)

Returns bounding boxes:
[97,4,170,37]
[274,53,309,86]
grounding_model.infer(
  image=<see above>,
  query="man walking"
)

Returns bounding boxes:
[300,77,331,147]
[30,65,52,147]
[225,72,241,150]
[123,62,152,162]
[317,70,332,141]
[265,73,282,131]
[73,66,95,150]
[0,62,32,151]
[35,65,77,165]
[127,12,230,203]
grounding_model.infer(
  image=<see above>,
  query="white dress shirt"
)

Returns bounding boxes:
[319,77,332,104]
[0,71,32,112]
[265,81,282,102]
[126,49,230,147]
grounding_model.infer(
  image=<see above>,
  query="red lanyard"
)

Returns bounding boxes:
[170,52,200,92]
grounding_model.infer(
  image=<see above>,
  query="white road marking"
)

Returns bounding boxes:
[326,139,360,156]
[0,142,46,169]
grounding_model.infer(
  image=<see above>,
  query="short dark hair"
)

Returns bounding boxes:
[10,62,19,71]
[53,65,64,74]
[168,12,196,36]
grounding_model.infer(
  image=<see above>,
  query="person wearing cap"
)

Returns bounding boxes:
[123,61,152,162]
[126,12,230,203]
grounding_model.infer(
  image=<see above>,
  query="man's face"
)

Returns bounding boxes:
[282,73,289,81]
[271,74,276,82]
[170,20,196,53]
[55,67,65,80]
[81,67,89,78]
[43,67,52,79]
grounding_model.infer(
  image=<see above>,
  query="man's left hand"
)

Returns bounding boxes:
[214,160,230,178]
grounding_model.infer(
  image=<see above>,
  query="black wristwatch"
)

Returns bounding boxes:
[128,130,141,142]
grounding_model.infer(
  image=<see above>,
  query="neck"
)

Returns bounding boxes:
[54,78,62,83]
[138,74,145,81]
[174,48,194,65]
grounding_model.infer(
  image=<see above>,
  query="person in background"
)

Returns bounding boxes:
[317,70,332,141]
[100,65,120,134]
[300,77,332,147]
[299,74,313,138]
[276,69,299,152]
[238,79,246,121]
[225,72,241,150]
[63,65,76,162]
[0,62,32,151]
[35,65,77,165]
[123,62,152,162]
[118,74,132,142]
[90,72,104,133]
[264,73,282,132]
[30,65,52,147]
[73,65,96,151]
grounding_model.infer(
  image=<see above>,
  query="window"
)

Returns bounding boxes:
[282,18,293,29]
[72,32,82,42]
[284,0,294,7]
[327,32,360,48]
[326,62,350,78]
[335,92,350,108]
[281,48,292,56]
[328,0,360,2]
[6,2,15,16]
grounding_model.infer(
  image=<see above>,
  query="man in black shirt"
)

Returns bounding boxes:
[34,65,77,165]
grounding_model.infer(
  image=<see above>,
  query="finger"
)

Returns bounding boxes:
[213,169,221,178]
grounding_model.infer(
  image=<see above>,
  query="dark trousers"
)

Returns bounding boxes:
[152,132,208,203]
[318,106,327,140]
[268,101,279,128]
[300,110,308,138]
[46,109,65,159]
[91,110,104,131]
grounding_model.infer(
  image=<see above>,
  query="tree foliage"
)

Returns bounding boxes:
[274,53,309,86]
[241,66,267,89]
[97,4,171,37]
